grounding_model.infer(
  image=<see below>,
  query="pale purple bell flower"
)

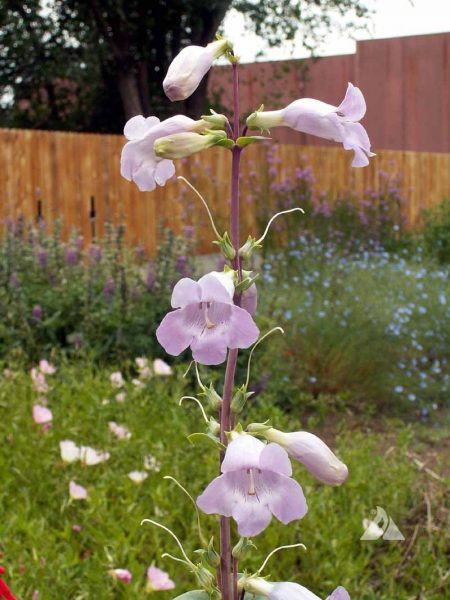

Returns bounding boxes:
[156,273,259,365]
[247,83,374,168]
[196,435,307,536]
[120,114,204,192]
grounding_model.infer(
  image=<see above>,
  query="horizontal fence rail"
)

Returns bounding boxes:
[0,128,449,255]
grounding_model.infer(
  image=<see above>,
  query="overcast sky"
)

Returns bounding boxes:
[223,0,450,62]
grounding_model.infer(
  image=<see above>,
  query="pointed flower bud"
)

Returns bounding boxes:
[154,131,227,160]
[263,428,348,486]
[201,110,230,130]
[232,537,256,560]
[164,39,232,101]
[246,83,374,167]
[205,537,220,568]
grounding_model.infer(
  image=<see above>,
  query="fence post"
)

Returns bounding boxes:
[89,196,96,242]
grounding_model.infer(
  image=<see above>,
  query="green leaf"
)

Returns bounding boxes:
[215,138,234,149]
[173,592,210,600]
[187,432,225,449]
[236,136,271,148]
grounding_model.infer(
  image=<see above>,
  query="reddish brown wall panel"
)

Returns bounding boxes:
[208,33,450,153]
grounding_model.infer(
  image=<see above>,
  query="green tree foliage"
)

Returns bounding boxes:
[0,0,370,132]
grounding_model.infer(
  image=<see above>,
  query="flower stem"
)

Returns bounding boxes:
[219,60,242,600]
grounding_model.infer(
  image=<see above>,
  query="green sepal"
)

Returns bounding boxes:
[235,274,258,294]
[187,432,225,450]
[239,236,263,260]
[246,421,272,434]
[199,383,223,410]
[201,110,230,130]
[231,385,254,414]
[236,136,271,148]
[232,536,257,560]
[215,137,234,149]
[212,231,236,260]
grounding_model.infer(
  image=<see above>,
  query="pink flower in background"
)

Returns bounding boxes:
[156,273,259,365]
[163,40,231,101]
[69,481,88,500]
[247,83,374,167]
[30,369,48,394]
[197,435,307,536]
[110,372,124,388]
[153,358,172,376]
[115,392,126,403]
[146,566,175,592]
[39,360,55,375]
[109,569,132,584]
[32,404,53,425]
[121,114,204,192]
[108,421,131,440]
[60,440,80,463]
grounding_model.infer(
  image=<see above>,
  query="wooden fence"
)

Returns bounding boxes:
[0,128,449,255]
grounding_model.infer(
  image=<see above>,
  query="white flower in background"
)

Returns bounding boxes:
[60,440,81,463]
[30,368,49,394]
[115,392,126,403]
[128,470,148,484]
[108,421,131,440]
[39,360,56,375]
[143,454,161,472]
[136,356,152,380]
[110,372,124,388]
[69,481,88,500]
[153,358,172,376]
[132,378,144,387]
[79,446,110,466]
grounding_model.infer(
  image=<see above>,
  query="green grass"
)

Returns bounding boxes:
[0,362,448,599]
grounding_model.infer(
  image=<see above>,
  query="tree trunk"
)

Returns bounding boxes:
[117,69,144,119]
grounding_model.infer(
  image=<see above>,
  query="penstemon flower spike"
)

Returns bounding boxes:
[121,32,373,599]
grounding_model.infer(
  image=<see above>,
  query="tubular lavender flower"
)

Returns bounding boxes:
[120,37,373,600]
[246,83,375,167]
[259,427,349,486]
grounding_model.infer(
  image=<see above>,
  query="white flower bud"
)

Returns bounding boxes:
[154,131,227,160]
[164,39,232,101]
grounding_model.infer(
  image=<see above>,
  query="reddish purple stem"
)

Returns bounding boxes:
[219,60,242,600]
